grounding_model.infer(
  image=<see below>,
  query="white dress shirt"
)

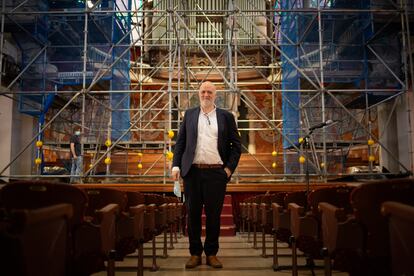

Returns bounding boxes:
[193,107,223,165]
[172,107,223,173]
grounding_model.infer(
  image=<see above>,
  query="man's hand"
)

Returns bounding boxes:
[224,167,231,178]
[73,156,78,160]
[171,169,180,181]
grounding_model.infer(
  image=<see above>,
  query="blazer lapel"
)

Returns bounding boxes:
[191,107,200,141]
[216,108,224,150]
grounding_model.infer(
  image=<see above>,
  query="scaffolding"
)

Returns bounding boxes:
[0,0,413,183]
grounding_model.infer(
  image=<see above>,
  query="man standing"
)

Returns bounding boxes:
[70,127,82,183]
[172,81,241,269]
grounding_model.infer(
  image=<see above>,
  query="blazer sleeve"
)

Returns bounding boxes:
[225,112,242,173]
[172,111,187,168]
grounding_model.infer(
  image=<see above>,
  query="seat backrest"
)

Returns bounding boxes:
[171,197,180,203]
[382,201,414,276]
[271,192,287,206]
[308,186,353,218]
[246,196,255,204]
[284,191,306,209]
[253,194,265,204]
[164,196,177,204]
[351,178,414,257]
[0,181,87,227]
[82,188,127,216]
[144,193,165,205]
[125,191,145,209]
[260,194,275,205]
[0,204,73,276]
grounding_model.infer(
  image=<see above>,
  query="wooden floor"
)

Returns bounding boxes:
[93,234,349,276]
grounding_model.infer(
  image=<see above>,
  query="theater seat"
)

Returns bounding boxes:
[381,201,414,276]
[0,204,73,276]
[289,186,353,275]
[258,193,284,257]
[271,191,306,270]
[144,193,168,269]
[124,191,155,245]
[248,194,266,248]
[163,196,181,248]
[124,191,155,275]
[82,187,146,276]
[81,188,131,259]
[319,179,414,276]
[0,181,118,276]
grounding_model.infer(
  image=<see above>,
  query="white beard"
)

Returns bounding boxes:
[200,100,213,109]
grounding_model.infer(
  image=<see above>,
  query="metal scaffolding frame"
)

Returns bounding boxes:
[1,0,413,183]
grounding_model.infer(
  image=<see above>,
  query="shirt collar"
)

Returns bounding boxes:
[201,105,216,116]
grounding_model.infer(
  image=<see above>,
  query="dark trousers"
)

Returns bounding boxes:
[183,166,228,256]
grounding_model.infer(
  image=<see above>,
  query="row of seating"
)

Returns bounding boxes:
[240,191,307,267]
[0,203,73,276]
[381,201,414,276]
[239,178,414,276]
[320,179,414,276]
[0,181,184,276]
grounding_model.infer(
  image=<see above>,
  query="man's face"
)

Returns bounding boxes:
[198,83,216,109]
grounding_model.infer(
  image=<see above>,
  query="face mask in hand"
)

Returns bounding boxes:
[174,180,181,198]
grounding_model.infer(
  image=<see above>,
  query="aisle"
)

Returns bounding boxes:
[94,234,349,275]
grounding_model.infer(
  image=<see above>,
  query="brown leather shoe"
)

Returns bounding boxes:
[206,255,223,268]
[185,255,202,269]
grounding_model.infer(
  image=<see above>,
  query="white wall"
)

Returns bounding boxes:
[0,93,13,182]
[395,93,412,172]
[378,92,414,174]
[10,99,35,177]
[0,89,35,182]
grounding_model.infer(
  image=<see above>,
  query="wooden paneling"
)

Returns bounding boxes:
[75,182,355,193]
